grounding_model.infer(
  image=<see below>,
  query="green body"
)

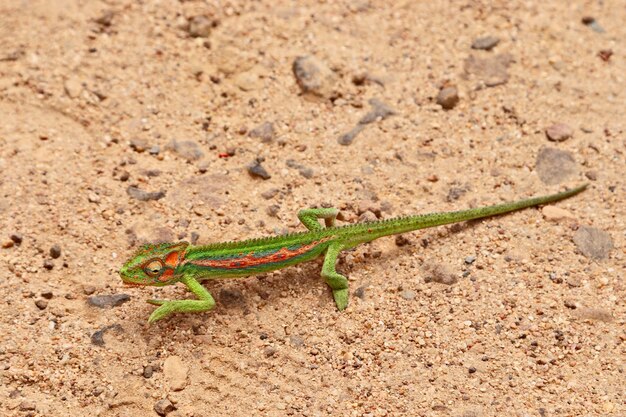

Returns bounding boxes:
[119,184,587,323]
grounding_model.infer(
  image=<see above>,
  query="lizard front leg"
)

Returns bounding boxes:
[321,242,349,310]
[147,275,215,323]
[298,208,339,231]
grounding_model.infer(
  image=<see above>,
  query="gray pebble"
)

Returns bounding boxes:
[218,288,245,307]
[43,259,54,270]
[50,244,62,259]
[190,232,200,245]
[573,226,613,260]
[354,286,367,299]
[10,233,23,244]
[90,324,123,346]
[436,87,459,110]
[94,10,114,27]
[464,54,513,87]
[471,36,500,50]
[126,186,166,201]
[358,98,397,125]
[154,399,176,416]
[247,159,271,180]
[286,159,314,178]
[167,139,204,162]
[143,365,154,378]
[464,256,476,265]
[447,185,468,201]
[266,204,280,217]
[261,188,279,200]
[149,145,160,155]
[581,16,605,33]
[87,294,131,308]
[423,262,458,285]
[338,125,365,146]
[545,123,573,142]
[535,147,577,185]
[249,122,275,143]
[119,170,130,181]
[292,55,337,99]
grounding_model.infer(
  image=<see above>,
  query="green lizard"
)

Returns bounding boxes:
[120,184,587,323]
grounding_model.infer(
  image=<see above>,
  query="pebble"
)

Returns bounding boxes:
[261,188,279,200]
[88,192,100,203]
[87,294,131,308]
[64,77,82,98]
[358,98,397,125]
[354,286,367,299]
[573,226,613,260]
[83,285,96,295]
[43,259,54,270]
[187,15,214,38]
[436,86,459,110]
[127,186,166,201]
[10,233,23,244]
[535,147,577,185]
[337,125,365,146]
[197,160,210,173]
[154,399,176,416]
[249,122,275,143]
[163,356,189,391]
[575,307,613,322]
[49,244,62,259]
[41,291,53,299]
[464,54,513,87]
[423,262,458,285]
[2,240,13,248]
[266,205,280,217]
[19,401,36,411]
[464,256,476,265]
[35,299,48,310]
[143,365,154,378]
[149,145,160,155]
[542,206,576,221]
[167,139,204,162]
[119,170,130,181]
[597,49,613,62]
[545,123,573,142]
[447,185,467,202]
[91,324,122,346]
[292,55,338,99]
[247,159,271,180]
[471,36,500,50]
[94,10,114,27]
[468,366,477,374]
[581,16,605,33]
[285,159,314,178]
[400,290,416,300]
[395,235,410,247]
[264,346,277,357]
[129,138,149,153]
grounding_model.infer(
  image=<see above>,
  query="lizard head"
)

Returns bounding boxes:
[119,242,189,287]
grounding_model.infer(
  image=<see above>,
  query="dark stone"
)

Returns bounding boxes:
[87,294,131,308]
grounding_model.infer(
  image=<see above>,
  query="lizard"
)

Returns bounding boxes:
[119,184,587,323]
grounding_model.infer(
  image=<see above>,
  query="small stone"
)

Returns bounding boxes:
[285,159,314,178]
[233,69,264,91]
[581,16,605,33]
[354,286,367,299]
[447,185,467,202]
[471,36,500,50]
[119,170,130,181]
[92,386,105,397]
[468,366,477,374]
[88,192,100,203]
[545,123,573,142]
[83,285,96,295]
[575,307,613,322]
[154,399,176,416]
[94,10,114,27]
[49,244,62,259]
[90,324,122,346]
[542,206,576,221]
[126,186,166,201]
[247,159,271,180]
[35,299,48,310]
[87,294,131,308]
[261,188,279,200]
[436,87,459,110]
[264,346,277,357]
[187,15,214,38]
[249,122,275,143]
[564,300,577,309]
[597,49,613,62]
[149,145,160,155]
[423,262,458,285]
[19,401,36,411]
[2,240,13,249]
[190,232,200,245]
[143,365,154,378]
[584,171,597,181]
[573,226,613,260]
[400,290,416,300]
[129,138,149,153]
[292,55,338,99]
[43,259,54,270]
[266,205,280,217]
[167,139,204,162]
[197,160,210,173]
[10,233,23,244]
[464,54,513,87]
[41,291,53,299]
[358,98,397,125]
[337,125,364,146]
[395,235,410,247]
[535,147,577,185]
[464,256,476,265]
[64,78,82,98]
[163,356,189,391]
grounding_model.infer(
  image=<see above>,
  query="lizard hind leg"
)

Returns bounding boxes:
[298,208,339,231]
[321,242,349,310]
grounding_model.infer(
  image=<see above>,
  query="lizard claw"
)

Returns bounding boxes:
[147,299,166,306]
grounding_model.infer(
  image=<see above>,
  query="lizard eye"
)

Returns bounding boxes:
[144,259,164,277]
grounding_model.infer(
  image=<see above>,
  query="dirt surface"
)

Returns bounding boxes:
[1,1,624,416]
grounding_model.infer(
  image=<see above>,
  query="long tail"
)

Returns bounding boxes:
[342,184,588,245]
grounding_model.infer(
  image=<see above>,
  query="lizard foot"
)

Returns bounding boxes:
[333,288,349,311]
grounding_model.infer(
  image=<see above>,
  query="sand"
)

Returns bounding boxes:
[1,1,624,416]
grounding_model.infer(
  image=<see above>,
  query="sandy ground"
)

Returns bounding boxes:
[1,1,624,416]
